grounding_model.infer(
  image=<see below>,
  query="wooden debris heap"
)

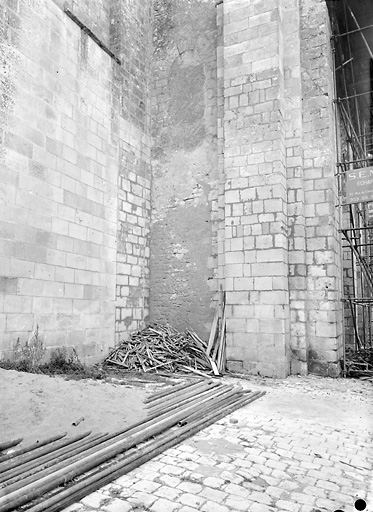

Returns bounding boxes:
[345,347,373,381]
[104,289,227,376]
[104,324,215,376]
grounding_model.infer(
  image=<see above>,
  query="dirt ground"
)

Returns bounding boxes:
[0,369,171,446]
[1,368,372,455]
[60,373,373,512]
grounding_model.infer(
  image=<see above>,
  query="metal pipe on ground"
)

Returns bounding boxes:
[184,390,263,427]
[183,390,261,426]
[2,386,240,494]
[149,383,237,418]
[26,391,266,512]
[0,385,246,511]
[147,380,221,414]
[178,390,264,430]
[5,386,220,493]
[57,385,209,451]
[0,433,107,488]
[144,379,203,403]
[107,383,225,442]
[58,384,224,454]
[0,439,23,453]
[145,380,215,409]
[0,432,92,477]
[178,392,241,427]
[148,383,235,419]
[173,386,244,425]
[0,433,67,463]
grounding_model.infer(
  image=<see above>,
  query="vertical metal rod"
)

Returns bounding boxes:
[331,25,347,374]
[346,295,362,350]
[343,0,363,142]
[361,265,366,348]
[364,217,369,347]
[344,1,373,60]
[349,205,359,349]
[339,5,355,133]
[339,102,365,158]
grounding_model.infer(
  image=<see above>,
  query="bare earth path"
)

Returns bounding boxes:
[0,369,151,441]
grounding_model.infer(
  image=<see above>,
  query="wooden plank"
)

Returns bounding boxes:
[209,358,220,376]
[206,309,219,358]
[180,365,211,377]
[217,304,226,372]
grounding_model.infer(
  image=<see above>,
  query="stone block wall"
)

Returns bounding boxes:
[115,118,151,342]
[300,0,343,376]
[220,0,290,377]
[1,0,344,375]
[149,0,343,377]
[110,0,152,342]
[0,0,151,362]
[217,0,343,377]
[283,0,306,375]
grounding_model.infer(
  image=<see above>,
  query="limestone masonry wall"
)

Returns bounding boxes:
[1,0,344,375]
[0,0,151,362]
[221,0,291,377]
[110,0,152,343]
[300,0,343,376]
[219,0,342,377]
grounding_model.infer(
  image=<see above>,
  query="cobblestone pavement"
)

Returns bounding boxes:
[64,375,373,512]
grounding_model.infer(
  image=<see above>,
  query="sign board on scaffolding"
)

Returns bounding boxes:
[345,166,373,204]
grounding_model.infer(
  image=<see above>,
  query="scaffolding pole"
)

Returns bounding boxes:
[330,0,373,353]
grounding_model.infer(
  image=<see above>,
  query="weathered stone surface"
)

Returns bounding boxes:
[150,0,218,340]
[1,0,344,375]
[0,0,151,362]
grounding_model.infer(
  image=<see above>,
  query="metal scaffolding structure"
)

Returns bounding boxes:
[329,0,373,354]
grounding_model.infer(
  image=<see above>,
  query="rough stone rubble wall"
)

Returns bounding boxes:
[149,0,219,340]
[0,0,151,362]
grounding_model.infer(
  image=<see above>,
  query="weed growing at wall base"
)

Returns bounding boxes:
[0,328,106,379]
[5,325,46,372]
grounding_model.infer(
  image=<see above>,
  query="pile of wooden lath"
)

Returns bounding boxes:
[345,347,373,381]
[104,291,227,376]
[0,381,265,512]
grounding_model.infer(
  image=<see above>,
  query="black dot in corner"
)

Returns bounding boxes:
[334,509,344,512]
[355,498,367,511]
